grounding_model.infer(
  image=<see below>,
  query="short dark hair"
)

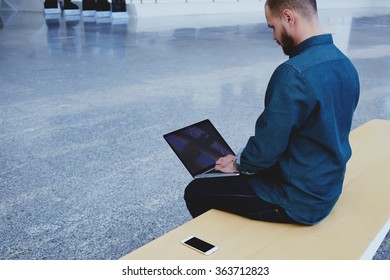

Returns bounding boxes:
[266,0,318,20]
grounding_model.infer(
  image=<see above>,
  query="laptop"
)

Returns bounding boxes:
[163,119,240,179]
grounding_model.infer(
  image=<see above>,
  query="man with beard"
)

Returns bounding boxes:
[184,0,360,225]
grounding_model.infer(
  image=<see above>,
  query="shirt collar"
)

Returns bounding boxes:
[289,34,334,58]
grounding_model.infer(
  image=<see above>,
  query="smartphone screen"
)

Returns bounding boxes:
[181,236,218,255]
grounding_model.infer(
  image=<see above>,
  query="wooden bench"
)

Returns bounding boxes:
[121,119,390,260]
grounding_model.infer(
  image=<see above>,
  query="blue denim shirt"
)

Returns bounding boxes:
[238,34,360,225]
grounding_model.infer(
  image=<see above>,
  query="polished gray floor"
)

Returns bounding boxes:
[1,8,390,260]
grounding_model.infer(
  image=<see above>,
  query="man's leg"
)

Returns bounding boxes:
[184,175,296,223]
[44,0,59,9]
[64,0,79,10]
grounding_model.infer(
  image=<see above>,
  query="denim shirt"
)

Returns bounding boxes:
[238,34,360,225]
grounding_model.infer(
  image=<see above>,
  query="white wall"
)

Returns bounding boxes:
[2,0,43,12]
[317,0,390,9]
[127,0,390,18]
[2,0,390,13]
[133,1,263,18]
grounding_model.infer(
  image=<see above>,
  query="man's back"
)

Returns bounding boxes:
[243,34,360,224]
[280,34,360,188]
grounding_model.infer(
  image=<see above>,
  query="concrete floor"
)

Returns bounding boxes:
[0,7,390,259]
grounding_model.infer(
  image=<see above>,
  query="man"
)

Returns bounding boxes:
[184,0,360,225]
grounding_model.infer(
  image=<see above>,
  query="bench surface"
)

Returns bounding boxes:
[121,119,390,260]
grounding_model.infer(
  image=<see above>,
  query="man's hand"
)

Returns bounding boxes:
[215,154,238,174]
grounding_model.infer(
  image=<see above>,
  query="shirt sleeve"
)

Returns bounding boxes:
[238,63,313,174]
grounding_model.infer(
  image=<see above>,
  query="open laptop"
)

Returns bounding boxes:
[163,119,239,179]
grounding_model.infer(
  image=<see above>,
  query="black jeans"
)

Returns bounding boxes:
[184,175,297,224]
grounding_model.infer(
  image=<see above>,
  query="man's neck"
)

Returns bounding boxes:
[294,17,324,45]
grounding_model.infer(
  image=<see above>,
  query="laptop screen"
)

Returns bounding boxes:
[163,119,235,177]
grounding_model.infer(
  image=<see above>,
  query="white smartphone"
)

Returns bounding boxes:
[181,236,218,256]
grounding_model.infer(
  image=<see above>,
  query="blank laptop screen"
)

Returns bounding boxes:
[163,120,235,177]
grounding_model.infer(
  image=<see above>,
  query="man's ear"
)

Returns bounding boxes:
[282,9,296,27]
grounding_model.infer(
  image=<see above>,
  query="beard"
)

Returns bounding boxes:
[277,27,295,56]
